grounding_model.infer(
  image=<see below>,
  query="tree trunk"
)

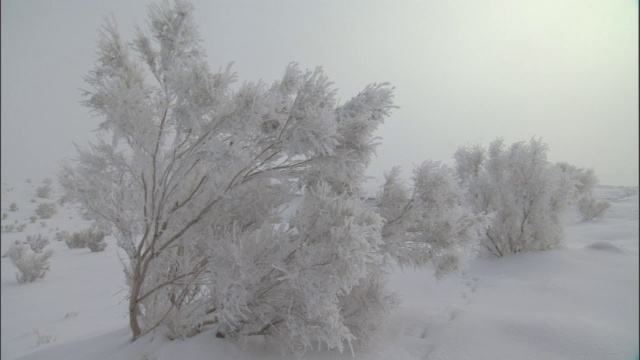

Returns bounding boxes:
[129,272,143,340]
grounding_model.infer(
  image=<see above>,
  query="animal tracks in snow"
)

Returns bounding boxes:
[460,273,479,306]
[387,274,481,359]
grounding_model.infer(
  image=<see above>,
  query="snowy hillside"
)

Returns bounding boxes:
[1,180,638,360]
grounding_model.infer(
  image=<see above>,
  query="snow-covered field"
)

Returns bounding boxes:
[1,181,638,360]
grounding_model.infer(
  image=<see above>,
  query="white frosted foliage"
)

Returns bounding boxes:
[58,0,478,356]
[454,138,577,257]
[376,162,490,277]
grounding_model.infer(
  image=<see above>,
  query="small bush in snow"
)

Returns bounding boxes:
[36,184,53,199]
[35,203,57,219]
[42,178,53,185]
[30,216,38,223]
[7,241,53,283]
[55,230,70,242]
[9,202,19,212]
[4,224,27,233]
[5,241,21,256]
[2,213,7,220]
[26,234,50,253]
[65,229,107,252]
[65,232,87,249]
[578,196,610,221]
[85,230,108,252]
[33,328,57,346]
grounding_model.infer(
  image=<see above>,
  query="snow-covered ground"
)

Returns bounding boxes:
[1,181,638,360]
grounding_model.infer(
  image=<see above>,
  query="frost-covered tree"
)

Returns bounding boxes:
[555,162,610,221]
[59,0,476,355]
[59,0,392,349]
[376,162,491,277]
[577,196,610,221]
[555,162,598,201]
[454,138,575,257]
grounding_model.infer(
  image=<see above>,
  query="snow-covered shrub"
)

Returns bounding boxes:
[338,265,399,347]
[35,203,56,219]
[9,202,19,212]
[84,230,108,252]
[42,178,53,185]
[556,162,598,202]
[454,138,576,257]
[555,162,610,221]
[55,230,70,242]
[30,216,38,223]
[578,195,610,221]
[6,241,53,283]
[5,241,23,258]
[26,234,50,253]
[65,232,87,249]
[36,184,52,199]
[557,163,611,221]
[64,237,83,248]
[4,223,27,233]
[58,0,475,355]
[64,229,107,251]
[376,162,491,276]
[33,328,57,346]
[2,213,7,220]
[178,185,393,354]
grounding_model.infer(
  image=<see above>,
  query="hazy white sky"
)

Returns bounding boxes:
[2,0,638,192]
